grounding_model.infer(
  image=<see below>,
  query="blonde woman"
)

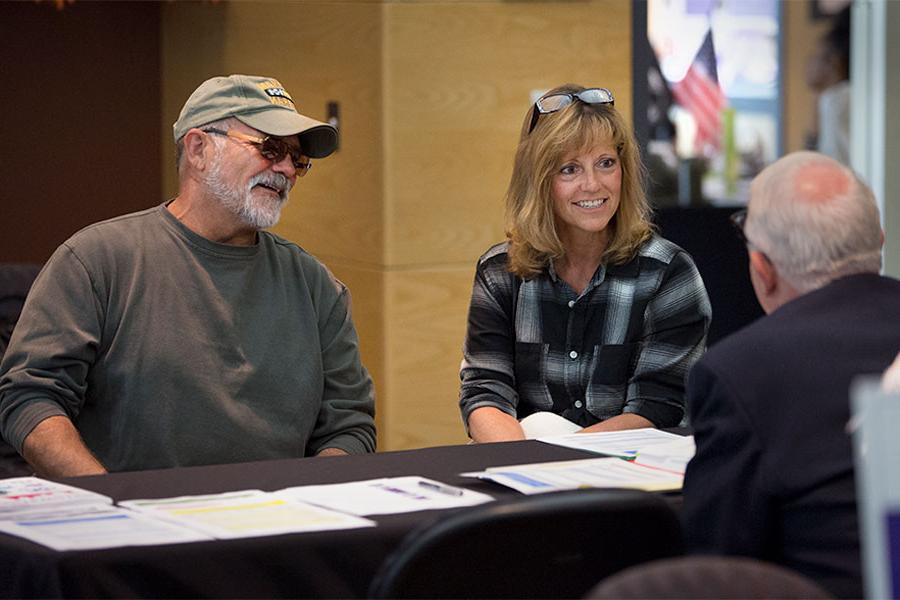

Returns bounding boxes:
[459,84,711,443]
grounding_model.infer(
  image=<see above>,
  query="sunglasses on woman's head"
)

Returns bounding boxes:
[527,88,615,134]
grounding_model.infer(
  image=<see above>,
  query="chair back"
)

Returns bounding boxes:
[368,488,684,599]
[586,555,834,599]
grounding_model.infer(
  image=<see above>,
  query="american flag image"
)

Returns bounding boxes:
[672,29,727,155]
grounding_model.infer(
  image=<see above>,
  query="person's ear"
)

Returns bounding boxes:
[749,250,777,295]
[182,129,213,172]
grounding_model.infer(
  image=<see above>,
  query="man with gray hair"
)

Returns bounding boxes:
[0,75,376,476]
[682,151,900,598]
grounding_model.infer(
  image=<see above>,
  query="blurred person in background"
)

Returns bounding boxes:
[805,6,851,164]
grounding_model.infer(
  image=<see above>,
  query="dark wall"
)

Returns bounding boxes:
[0,1,161,264]
[654,206,765,347]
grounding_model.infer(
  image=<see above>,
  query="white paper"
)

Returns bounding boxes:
[0,477,112,515]
[119,489,375,539]
[277,476,494,516]
[519,412,582,438]
[463,457,684,495]
[537,428,691,460]
[0,506,212,550]
[629,436,696,474]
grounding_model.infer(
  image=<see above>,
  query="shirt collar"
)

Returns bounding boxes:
[547,257,609,292]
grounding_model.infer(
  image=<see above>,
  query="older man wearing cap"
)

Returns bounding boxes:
[0,75,376,476]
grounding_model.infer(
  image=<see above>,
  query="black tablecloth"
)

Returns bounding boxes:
[1,441,614,599]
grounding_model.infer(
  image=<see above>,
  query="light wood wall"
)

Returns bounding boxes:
[381,1,632,448]
[161,0,632,451]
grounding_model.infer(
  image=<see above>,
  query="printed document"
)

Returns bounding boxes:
[277,476,494,515]
[0,507,212,550]
[119,490,375,539]
[463,456,684,494]
[0,477,113,516]
[538,428,693,462]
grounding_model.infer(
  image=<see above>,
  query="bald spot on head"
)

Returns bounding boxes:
[745,150,883,294]
[792,161,853,205]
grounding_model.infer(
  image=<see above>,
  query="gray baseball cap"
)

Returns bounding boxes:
[173,74,337,159]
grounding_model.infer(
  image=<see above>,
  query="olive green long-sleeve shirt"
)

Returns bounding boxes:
[0,204,375,471]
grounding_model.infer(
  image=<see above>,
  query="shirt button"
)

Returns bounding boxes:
[567,300,575,308]
[569,350,578,359]
[574,400,583,408]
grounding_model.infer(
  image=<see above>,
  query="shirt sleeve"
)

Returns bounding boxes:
[458,258,520,429]
[623,250,711,427]
[305,279,377,455]
[682,359,772,555]
[0,245,103,453]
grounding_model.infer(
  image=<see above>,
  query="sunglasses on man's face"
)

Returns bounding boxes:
[527,87,615,134]
[729,209,749,245]
[202,128,312,176]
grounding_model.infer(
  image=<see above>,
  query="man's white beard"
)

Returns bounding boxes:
[203,151,292,230]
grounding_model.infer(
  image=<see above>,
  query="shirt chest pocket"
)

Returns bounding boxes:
[585,343,638,420]
[590,343,637,384]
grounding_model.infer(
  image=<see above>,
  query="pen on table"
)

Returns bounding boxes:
[621,450,638,461]
[418,480,465,497]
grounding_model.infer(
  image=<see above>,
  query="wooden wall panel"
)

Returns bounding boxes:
[160,2,228,199]
[383,1,633,268]
[383,268,473,450]
[381,1,632,449]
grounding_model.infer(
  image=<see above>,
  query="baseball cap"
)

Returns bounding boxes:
[173,74,338,159]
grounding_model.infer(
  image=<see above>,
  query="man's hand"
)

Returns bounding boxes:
[316,447,348,457]
[579,413,654,433]
[21,416,107,477]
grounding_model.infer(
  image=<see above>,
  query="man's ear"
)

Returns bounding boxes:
[182,129,212,172]
[749,250,777,295]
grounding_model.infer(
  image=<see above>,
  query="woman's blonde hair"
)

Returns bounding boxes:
[504,84,652,278]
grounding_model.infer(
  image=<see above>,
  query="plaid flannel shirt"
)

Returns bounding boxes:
[459,234,711,429]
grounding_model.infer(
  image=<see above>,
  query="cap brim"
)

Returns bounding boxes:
[237,110,338,159]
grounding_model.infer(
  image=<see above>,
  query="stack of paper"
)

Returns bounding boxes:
[463,456,684,495]
[0,477,211,550]
[538,428,696,474]
[463,429,696,495]
[0,476,113,515]
[118,490,375,539]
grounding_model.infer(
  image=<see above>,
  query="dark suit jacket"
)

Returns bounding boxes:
[682,273,900,599]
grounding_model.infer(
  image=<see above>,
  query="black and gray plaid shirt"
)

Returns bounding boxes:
[459,234,711,429]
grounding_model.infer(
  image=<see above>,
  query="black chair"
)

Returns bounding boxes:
[368,488,684,599]
[0,263,42,478]
[586,555,834,599]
